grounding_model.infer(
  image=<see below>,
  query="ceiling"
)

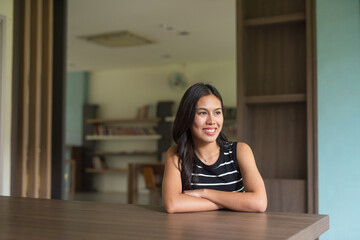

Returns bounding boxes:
[67,0,236,71]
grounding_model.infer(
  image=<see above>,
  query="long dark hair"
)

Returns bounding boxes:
[172,83,228,191]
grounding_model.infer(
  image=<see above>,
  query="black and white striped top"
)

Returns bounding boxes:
[191,142,245,192]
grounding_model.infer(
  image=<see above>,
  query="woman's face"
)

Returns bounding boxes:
[190,94,223,144]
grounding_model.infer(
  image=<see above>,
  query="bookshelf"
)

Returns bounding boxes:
[86,118,160,124]
[85,168,128,174]
[81,103,173,192]
[86,151,158,157]
[85,135,162,141]
[84,117,161,172]
[237,0,316,213]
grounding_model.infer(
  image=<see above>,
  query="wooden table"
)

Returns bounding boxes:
[127,162,164,204]
[0,196,328,240]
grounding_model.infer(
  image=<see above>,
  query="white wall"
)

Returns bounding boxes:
[0,0,13,196]
[88,60,236,192]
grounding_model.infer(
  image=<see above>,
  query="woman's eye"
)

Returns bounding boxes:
[215,111,222,115]
[198,112,206,115]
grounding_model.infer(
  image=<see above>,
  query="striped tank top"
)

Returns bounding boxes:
[191,142,245,192]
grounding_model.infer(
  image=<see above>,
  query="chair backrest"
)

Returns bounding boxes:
[142,167,157,190]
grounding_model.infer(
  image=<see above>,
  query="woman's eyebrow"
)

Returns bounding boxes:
[196,107,222,111]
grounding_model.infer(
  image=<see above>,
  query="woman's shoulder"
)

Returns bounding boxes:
[226,142,252,156]
[166,145,178,156]
[236,142,251,151]
[223,141,250,151]
[235,142,254,162]
[165,146,180,169]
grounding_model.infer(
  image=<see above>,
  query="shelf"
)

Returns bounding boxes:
[245,94,306,104]
[87,151,159,157]
[86,168,128,173]
[244,12,305,27]
[86,118,161,124]
[164,116,175,122]
[85,135,162,141]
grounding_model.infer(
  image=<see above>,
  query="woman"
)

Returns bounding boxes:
[162,83,267,213]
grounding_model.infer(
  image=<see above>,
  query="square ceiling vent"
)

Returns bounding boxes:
[79,30,156,48]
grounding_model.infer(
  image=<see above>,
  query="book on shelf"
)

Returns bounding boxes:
[137,104,156,119]
[92,156,108,169]
[91,126,158,136]
[88,150,158,156]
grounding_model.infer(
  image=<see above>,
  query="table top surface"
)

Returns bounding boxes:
[0,196,329,240]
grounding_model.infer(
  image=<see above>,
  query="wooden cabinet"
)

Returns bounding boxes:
[236,0,316,213]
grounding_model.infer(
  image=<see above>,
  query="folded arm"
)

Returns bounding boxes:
[162,146,223,213]
[184,143,267,212]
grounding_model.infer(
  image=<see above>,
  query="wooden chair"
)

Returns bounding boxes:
[142,166,162,206]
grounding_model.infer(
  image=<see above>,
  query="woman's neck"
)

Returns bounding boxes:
[193,141,219,160]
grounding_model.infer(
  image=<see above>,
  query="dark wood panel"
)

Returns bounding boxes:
[245,93,306,104]
[236,0,246,139]
[27,0,43,198]
[244,0,305,19]
[245,103,307,179]
[238,0,316,214]
[264,178,307,212]
[51,0,67,199]
[305,0,317,214]
[39,0,53,199]
[244,22,306,96]
[12,0,31,197]
[244,12,305,27]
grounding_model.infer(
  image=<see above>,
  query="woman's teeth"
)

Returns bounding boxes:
[204,129,215,133]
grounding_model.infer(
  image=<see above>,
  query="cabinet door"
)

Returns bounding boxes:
[236,0,316,213]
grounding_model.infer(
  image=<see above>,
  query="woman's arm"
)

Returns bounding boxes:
[184,143,267,212]
[162,146,223,213]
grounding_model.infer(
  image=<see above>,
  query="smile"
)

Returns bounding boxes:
[203,128,217,135]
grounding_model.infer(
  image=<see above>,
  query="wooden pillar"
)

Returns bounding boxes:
[39,0,54,199]
[12,0,54,199]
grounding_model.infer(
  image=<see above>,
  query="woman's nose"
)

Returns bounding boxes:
[206,114,215,124]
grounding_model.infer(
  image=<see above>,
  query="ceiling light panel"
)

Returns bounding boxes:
[79,30,156,48]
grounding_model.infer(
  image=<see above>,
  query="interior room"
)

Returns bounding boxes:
[65,0,237,204]
[0,0,359,239]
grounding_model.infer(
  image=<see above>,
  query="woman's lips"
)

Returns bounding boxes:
[203,128,217,135]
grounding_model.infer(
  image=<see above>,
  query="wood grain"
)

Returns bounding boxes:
[12,0,54,199]
[0,196,328,240]
[244,12,305,27]
[244,22,306,96]
[245,93,306,104]
[28,0,42,198]
[305,0,317,214]
[245,103,307,179]
[264,178,306,213]
[244,0,305,19]
[15,0,31,197]
[39,0,53,199]
[237,0,316,214]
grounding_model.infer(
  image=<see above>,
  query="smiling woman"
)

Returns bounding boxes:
[162,83,267,213]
